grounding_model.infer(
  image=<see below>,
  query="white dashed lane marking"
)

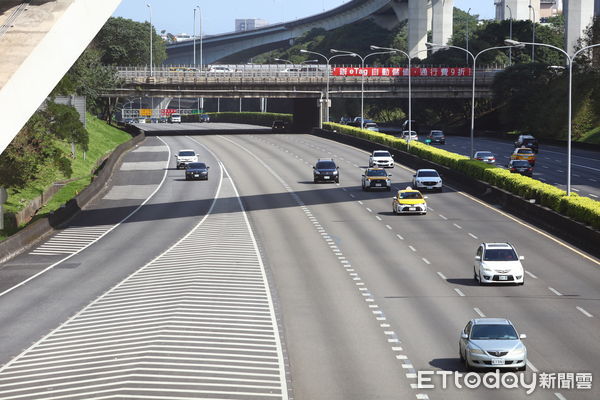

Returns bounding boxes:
[548,287,563,296]
[4,165,289,400]
[454,288,466,297]
[576,306,593,318]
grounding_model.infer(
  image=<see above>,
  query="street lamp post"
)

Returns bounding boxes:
[300,49,356,124]
[505,39,600,195]
[330,49,395,128]
[465,8,471,65]
[146,2,153,76]
[370,45,414,148]
[528,5,536,63]
[506,4,513,65]
[426,42,516,159]
[193,6,199,65]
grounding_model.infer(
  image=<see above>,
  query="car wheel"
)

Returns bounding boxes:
[314,179,318,184]
[362,184,366,191]
[473,269,478,282]
[185,176,189,181]
[517,365,527,372]
[393,204,398,215]
[335,178,339,184]
[459,347,465,362]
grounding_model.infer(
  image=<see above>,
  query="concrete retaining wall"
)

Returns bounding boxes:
[0,129,145,263]
[313,128,600,259]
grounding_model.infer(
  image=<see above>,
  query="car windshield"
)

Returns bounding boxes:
[179,151,195,157]
[187,163,206,169]
[431,132,443,136]
[511,160,530,167]
[317,161,336,169]
[373,151,390,157]
[417,170,439,177]
[367,170,387,177]
[399,192,423,200]
[484,248,518,261]
[470,324,518,340]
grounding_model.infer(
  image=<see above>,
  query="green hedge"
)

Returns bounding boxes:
[183,112,292,126]
[323,122,600,230]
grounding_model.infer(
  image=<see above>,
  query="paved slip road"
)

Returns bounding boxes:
[0,123,597,400]
[431,135,600,199]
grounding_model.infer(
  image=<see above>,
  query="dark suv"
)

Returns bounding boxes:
[514,135,538,153]
[313,158,339,183]
[272,120,288,133]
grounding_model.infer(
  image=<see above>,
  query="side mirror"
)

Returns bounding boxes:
[461,333,468,339]
[412,174,416,177]
[388,174,392,177]
[207,166,210,169]
[362,174,365,177]
[519,255,525,260]
[475,255,481,261]
[519,333,527,339]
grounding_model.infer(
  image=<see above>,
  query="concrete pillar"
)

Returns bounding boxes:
[565,0,595,55]
[408,0,429,58]
[432,0,453,49]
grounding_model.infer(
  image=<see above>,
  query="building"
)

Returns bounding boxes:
[235,19,268,32]
[540,0,563,20]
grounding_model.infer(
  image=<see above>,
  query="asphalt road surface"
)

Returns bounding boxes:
[0,124,597,400]
[430,135,600,200]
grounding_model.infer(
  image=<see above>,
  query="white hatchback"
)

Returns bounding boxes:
[474,243,524,285]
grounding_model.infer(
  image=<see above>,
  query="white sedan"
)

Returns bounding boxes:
[412,169,443,192]
[368,150,394,168]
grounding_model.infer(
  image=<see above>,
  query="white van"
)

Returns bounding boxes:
[170,113,181,123]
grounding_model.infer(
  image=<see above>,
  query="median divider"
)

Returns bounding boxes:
[0,127,145,263]
[314,125,600,259]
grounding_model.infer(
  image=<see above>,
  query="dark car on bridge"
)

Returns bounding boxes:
[507,159,533,177]
[185,162,209,181]
[313,158,339,183]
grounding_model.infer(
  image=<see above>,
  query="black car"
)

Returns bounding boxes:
[199,114,210,122]
[507,160,533,177]
[272,120,288,133]
[185,162,209,180]
[427,130,446,144]
[313,158,339,183]
[514,135,539,153]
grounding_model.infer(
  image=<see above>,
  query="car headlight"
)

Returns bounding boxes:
[469,348,485,355]
[333,171,338,175]
[483,268,493,273]
[510,347,526,356]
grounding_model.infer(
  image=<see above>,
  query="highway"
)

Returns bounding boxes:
[428,134,600,200]
[0,124,597,399]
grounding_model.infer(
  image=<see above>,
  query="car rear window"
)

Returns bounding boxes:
[477,152,493,157]
[470,324,518,340]
[317,161,336,169]
[179,151,195,157]
[518,149,533,154]
[484,248,517,261]
[511,160,530,167]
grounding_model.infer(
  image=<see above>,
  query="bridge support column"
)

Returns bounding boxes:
[408,0,428,58]
[292,98,320,132]
[565,0,595,55]
[432,0,453,50]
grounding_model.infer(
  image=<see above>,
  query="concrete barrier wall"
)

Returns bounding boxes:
[0,130,145,263]
[312,128,600,259]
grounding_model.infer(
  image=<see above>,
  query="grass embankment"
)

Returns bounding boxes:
[1,115,131,239]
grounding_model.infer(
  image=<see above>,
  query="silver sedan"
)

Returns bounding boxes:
[459,318,527,371]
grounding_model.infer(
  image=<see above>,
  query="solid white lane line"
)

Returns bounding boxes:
[548,287,563,296]
[454,288,466,297]
[527,361,539,373]
[576,306,593,318]
[437,272,447,280]
[525,270,538,279]
[473,308,486,318]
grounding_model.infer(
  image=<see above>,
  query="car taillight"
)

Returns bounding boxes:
[510,168,516,171]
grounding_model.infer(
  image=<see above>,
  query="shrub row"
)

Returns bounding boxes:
[323,122,600,230]
[183,112,292,126]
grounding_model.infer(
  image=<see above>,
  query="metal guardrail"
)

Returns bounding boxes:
[0,1,30,40]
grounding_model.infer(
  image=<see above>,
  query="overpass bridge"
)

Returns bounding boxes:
[105,65,500,131]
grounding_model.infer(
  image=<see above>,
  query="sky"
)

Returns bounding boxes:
[112,0,496,36]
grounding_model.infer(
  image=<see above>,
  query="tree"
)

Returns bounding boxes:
[92,17,167,66]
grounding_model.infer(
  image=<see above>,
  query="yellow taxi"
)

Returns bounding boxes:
[392,187,427,215]
[511,147,536,166]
